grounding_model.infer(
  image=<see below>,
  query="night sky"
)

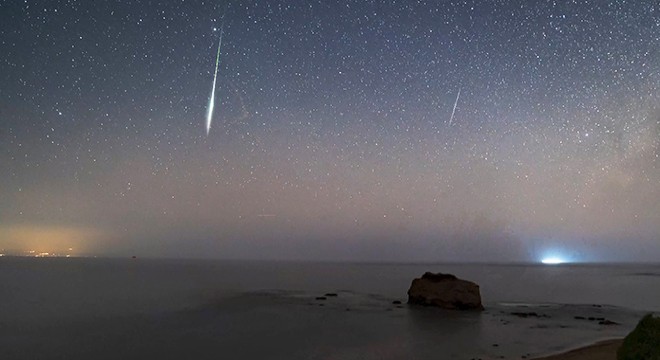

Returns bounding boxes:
[1,0,658,262]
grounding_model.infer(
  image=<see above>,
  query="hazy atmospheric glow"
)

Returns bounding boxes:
[1,1,658,261]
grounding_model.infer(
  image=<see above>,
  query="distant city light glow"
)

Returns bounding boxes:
[541,257,565,265]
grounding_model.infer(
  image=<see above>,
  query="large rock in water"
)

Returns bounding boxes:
[407,272,484,310]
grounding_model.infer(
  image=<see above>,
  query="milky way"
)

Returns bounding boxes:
[1,0,658,261]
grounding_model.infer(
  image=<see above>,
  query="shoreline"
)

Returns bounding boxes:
[532,339,622,360]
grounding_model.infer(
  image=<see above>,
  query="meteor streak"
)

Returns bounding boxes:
[206,20,225,135]
[448,88,461,126]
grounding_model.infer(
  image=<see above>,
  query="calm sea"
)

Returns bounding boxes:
[1,258,658,359]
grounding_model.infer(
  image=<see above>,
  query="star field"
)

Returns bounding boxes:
[1,0,658,261]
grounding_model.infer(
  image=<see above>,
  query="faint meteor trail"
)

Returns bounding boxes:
[448,88,461,126]
[205,19,225,135]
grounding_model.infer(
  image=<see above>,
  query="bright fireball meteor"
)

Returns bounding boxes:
[206,22,224,136]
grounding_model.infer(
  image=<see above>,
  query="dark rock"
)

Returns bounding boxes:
[618,314,660,359]
[512,312,538,318]
[588,317,596,321]
[511,312,549,318]
[407,272,483,310]
[574,316,586,320]
[315,296,327,300]
[419,272,458,281]
[392,300,402,305]
[599,319,619,325]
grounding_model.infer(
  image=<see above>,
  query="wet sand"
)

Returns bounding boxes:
[532,339,622,360]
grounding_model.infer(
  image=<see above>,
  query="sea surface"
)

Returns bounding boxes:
[1,258,658,359]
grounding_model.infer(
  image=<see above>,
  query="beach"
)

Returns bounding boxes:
[532,339,622,360]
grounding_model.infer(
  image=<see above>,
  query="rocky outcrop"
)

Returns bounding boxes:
[407,272,484,310]
[618,314,660,360]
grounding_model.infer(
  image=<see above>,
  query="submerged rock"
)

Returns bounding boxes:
[599,319,619,325]
[511,312,550,318]
[407,272,484,310]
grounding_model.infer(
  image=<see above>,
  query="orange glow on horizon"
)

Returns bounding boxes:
[0,225,102,255]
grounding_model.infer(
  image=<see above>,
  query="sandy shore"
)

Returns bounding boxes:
[532,339,622,360]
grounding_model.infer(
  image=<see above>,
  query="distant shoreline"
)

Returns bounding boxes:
[532,339,622,360]
[3,255,660,266]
